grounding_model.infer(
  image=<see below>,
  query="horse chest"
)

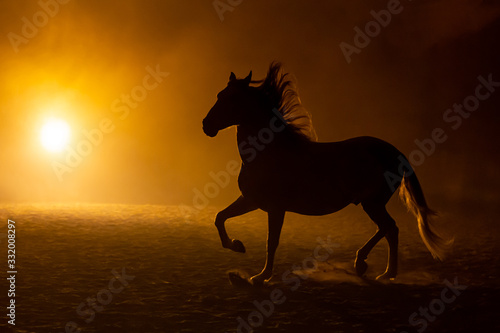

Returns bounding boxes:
[238,163,282,195]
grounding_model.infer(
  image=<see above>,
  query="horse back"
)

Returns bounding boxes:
[238,136,404,214]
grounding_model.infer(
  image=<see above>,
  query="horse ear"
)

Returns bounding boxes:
[243,71,252,85]
[229,72,236,82]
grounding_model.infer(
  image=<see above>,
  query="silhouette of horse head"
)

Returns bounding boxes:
[203,71,252,137]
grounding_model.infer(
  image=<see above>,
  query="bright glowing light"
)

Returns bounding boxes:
[40,118,71,152]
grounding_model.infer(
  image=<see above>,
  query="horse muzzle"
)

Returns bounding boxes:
[202,119,219,137]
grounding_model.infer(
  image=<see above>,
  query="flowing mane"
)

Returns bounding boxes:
[252,62,317,141]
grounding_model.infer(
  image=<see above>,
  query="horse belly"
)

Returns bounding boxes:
[238,164,354,215]
[238,136,402,214]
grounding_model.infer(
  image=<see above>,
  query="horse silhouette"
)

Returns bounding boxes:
[202,62,451,284]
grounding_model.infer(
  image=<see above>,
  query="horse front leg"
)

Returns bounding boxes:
[250,210,285,284]
[215,195,257,253]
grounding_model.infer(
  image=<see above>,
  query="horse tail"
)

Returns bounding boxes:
[399,165,453,261]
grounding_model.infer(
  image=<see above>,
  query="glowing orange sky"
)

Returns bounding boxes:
[0,0,499,205]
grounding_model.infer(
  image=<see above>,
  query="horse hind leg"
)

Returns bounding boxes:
[355,227,386,276]
[356,202,399,280]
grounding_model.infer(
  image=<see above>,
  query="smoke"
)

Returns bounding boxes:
[0,0,498,208]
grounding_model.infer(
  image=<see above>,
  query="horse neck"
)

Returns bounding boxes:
[236,105,304,164]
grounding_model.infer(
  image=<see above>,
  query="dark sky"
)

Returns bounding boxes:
[0,0,499,208]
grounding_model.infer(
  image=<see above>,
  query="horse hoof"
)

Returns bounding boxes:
[355,260,368,276]
[376,272,396,281]
[230,239,246,253]
[227,271,266,288]
[249,275,267,286]
[228,270,252,287]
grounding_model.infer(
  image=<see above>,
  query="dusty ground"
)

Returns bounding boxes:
[0,201,498,332]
